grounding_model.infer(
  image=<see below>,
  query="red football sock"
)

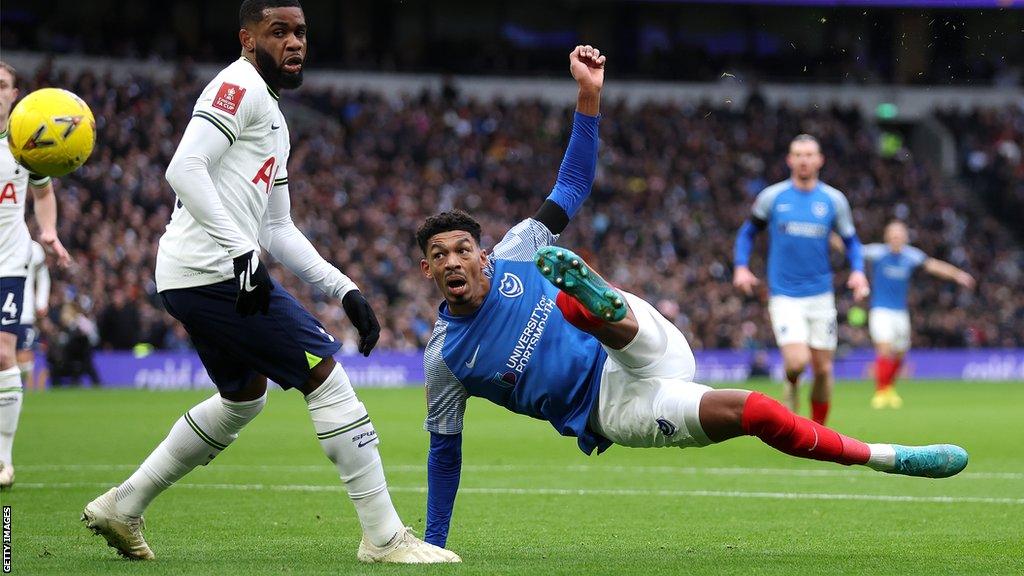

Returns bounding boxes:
[742,392,869,466]
[890,357,903,388]
[875,357,897,391]
[556,291,603,332]
[810,400,829,425]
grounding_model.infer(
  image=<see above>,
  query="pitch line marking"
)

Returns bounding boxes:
[12,481,1024,505]
[16,463,1024,480]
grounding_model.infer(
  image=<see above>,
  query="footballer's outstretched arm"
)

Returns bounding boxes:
[425,431,462,547]
[533,45,604,235]
[423,361,469,548]
[923,257,976,289]
[165,118,254,259]
[29,178,71,267]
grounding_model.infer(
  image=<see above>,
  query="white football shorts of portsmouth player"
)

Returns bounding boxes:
[863,221,975,409]
[80,1,457,565]
[414,47,967,557]
[732,134,870,425]
[0,61,72,491]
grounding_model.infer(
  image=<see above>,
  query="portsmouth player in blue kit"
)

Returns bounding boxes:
[732,135,871,424]
[416,46,967,554]
[81,0,457,564]
[864,221,974,409]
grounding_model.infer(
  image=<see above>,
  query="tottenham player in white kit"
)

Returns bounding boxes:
[0,62,72,490]
[417,48,967,553]
[864,221,975,408]
[81,1,457,564]
[17,241,50,391]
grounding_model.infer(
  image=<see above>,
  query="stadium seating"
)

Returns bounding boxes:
[22,63,1023,353]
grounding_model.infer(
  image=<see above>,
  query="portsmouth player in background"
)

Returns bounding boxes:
[417,46,966,554]
[18,241,50,391]
[81,1,458,564]
[864,221,975,409]
[0,61,72,491]
[732,135,870,425]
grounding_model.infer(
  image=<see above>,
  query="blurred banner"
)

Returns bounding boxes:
[37,349,1024,389]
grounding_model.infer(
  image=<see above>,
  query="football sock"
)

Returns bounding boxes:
[115,392,266,516]
[810,400,829,425]
[556,291,604,332]
[742,392,870,466]
[890,357,903,389]
[0,366,23,467]
[306,363,403,547]
[875,357,897,391]
[18,361,33,387]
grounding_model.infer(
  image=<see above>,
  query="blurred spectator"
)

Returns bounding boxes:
[98,289,140,350]
[48,302,101,387]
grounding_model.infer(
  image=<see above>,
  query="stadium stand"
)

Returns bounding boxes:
[15,61,1023,355]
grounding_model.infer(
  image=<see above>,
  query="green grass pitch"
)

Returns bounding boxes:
[3,379,1023,575]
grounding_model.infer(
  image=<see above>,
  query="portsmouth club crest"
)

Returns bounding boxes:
[812,201,828,218]
[498,272,524,298]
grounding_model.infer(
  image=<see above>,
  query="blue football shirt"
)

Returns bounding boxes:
[863,243,927,311]
[423,219,611,455]
[751,180,857,298]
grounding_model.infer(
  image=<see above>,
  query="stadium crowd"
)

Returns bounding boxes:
[18,61,1024,360]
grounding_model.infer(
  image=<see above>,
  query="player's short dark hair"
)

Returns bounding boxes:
[240,0,302,27]
[416,210,482,254]
[0,61,16,86]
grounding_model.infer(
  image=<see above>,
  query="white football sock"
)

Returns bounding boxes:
[306,363,403,547]
[0,366,23,466]
[865,443,897,471]
[114,391,267,516]
[18,361,33,386]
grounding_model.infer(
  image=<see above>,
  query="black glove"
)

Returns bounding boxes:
[342,290,381,356]
[232,250,273,316]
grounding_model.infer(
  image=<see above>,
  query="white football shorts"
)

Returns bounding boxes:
[590,292,712,450]
[869,307,912,352]
[767,292,838,351]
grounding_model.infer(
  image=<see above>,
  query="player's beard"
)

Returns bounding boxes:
[255,45,304,90]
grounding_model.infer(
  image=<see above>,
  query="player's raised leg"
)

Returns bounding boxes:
[697,389,966,477]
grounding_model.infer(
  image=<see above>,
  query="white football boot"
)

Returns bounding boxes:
[81,487,155,560]
[357,527,461,563]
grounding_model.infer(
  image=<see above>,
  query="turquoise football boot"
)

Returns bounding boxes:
[535,246,627,322]
[889,444,968,478]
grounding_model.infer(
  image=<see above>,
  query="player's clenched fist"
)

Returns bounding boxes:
[570,45,605,93]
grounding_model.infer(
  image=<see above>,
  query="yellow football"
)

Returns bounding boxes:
[7,87,96,177]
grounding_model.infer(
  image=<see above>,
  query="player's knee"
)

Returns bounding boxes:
[740,392,795,437]
[221,391,267,429]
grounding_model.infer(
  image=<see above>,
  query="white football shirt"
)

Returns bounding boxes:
[0,128,51,278]
[156,57,290,291]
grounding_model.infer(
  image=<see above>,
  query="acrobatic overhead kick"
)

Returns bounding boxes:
[416,44,968,554]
